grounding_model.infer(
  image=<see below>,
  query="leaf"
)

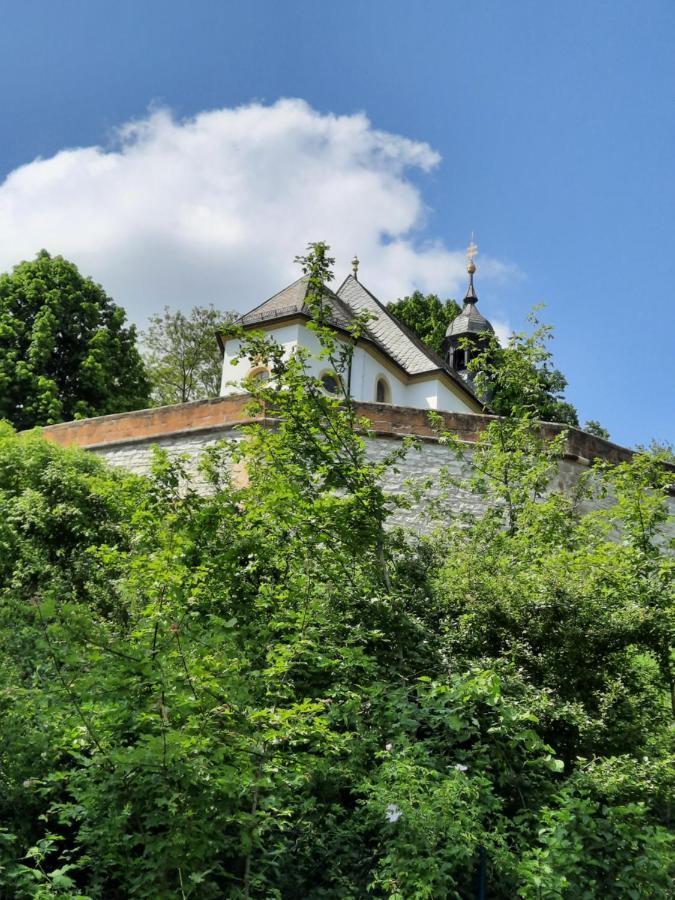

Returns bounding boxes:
[39,597,56,619]
[189,870,213,884]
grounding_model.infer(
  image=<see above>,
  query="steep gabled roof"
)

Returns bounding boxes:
[237,276,356,331]
[336,275,477,398]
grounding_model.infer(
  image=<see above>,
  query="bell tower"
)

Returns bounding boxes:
[444,236,494,381]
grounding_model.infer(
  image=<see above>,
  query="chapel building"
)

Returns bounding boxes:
[218,243,494,415]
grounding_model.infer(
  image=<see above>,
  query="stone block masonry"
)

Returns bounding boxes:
[38,396,674,534]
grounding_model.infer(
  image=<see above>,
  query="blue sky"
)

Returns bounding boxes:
[0,0,673,446]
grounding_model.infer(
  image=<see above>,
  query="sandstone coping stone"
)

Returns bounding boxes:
[38,395,641,469]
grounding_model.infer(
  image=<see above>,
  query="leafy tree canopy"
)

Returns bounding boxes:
[636,438,675,462]
[0,251,150,429]
[0,245,672,898]
[143,304,237,406]
[387,290,460,355]
[388,291,582,427]
[466,314,581,426]
[584,419,611,440]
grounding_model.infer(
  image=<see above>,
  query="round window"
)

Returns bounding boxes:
[320,372,341,395]
[248,367,270,384]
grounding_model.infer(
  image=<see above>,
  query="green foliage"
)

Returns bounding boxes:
[0,246,672,897]
[0,252,150,429]
[464,310,579,425]
[389,291,579,425]
[583,419,610,440]
[387,290,460,355]
[142,304,237,405]
[635,438,675,463]
[517,788,674,899]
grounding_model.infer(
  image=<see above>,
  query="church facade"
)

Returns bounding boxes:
[218,249,493,415]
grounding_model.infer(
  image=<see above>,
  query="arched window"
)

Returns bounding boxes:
[320,371,342,395]
[375,376,391,403]
[247,366,270,385]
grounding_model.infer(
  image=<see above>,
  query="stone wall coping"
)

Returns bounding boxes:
[73,421,260,452]
[36,393,646,469]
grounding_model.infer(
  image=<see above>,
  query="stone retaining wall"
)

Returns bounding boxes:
[38,397,672,534]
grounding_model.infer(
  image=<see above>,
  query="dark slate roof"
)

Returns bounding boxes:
[446,300,494,338]
[336,276,478,400]
[237,276,355,331]
[336,275,438,375]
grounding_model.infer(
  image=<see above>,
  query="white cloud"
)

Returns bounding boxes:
[491,318,513,347]
[0,99,517,323]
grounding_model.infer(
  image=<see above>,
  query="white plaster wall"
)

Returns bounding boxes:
[348,343,407,405]
[403,379,474,414]
[220,323,302,395]
[220,322,475,414]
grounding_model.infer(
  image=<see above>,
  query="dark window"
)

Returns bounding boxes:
[454,349,467,369]
[320,372,341,395]
[375,377,390,403]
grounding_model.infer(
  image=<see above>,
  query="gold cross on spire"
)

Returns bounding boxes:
[466,233,478,273]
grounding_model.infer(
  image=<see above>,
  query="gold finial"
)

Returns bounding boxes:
[351,254,360,280]
[466,233,478,275]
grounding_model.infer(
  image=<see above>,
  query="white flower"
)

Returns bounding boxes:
[385,803,402,823]
[454,764,468,772]
[385,743,393,751]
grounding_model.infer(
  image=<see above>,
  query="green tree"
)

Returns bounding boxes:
[584,418,610,439]
[0,251,150,429]
[465,315,580,425]
[387,290,460,355]
[0,245,672,898]
[389,291,580,425]
[635,438,675,463]
[143,304,236,405]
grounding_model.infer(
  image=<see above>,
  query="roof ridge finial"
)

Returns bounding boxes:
[351,253,360,280]
[464,233,478,304]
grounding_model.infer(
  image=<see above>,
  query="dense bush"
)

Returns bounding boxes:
[0,247,672,897]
